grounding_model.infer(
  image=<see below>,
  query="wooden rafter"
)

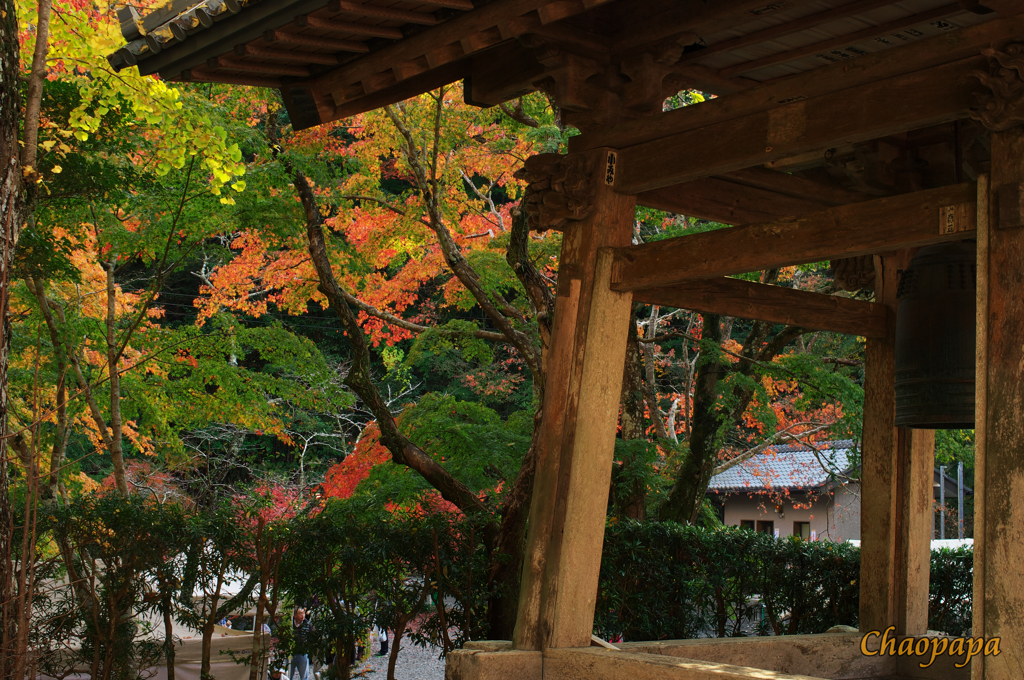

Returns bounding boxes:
[327,0,438,25]
[610,182,977,292]
[209,57,311,77]
[234,44,345,64]
[718,4,965,78]
[632,279,888,338]
[674,0,899,66]
[312,0,601,97]
[611,0,822,57]
[264,29,372,52]
[292,15,402,39]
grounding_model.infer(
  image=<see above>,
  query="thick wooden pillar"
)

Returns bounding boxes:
[513,149,636,651]
[860,253,935,635]
[974,126,1024,680]
[898,429,935,635]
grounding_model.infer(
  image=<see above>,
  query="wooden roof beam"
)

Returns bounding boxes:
[612,0,822,57]
[312,0,594,98]
[720,4,965,78]
[182,67,281,88]
[208,56,310,77]
[633,279,888,338]
[571,11,1024,154]
[675,0,898,65]
[263,30,369,53]
[327,0,438,25]
[611,56,980,195]
[611,182,977,292]
[234,44,346,64]
[291,16,402,40]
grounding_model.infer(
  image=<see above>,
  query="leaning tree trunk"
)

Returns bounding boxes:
[660,314,726,525]
[0,0,23,673]
[617,304,648,520]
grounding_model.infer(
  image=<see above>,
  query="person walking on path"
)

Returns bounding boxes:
[376,628,388,657]
[288,608,312,680]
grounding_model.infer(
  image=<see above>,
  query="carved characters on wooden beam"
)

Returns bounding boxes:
[971,42,1024,132]
[514,153,594,232]
[832,255,876,292]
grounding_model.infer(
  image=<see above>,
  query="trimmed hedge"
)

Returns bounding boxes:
[929,546,973,636]
[596,522,973,641]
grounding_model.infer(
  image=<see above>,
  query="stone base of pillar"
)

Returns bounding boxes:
[445,634,974,680]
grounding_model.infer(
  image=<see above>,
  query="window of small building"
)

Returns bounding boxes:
[794,521,811,540]
[756,520,774,534]
[739,520,755,531]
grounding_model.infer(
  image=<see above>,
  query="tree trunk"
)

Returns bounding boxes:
[660,314,726,524]
[0,0,22,671]
[163,592,176,680]
[617,305,647,520]
[659,312,805,524]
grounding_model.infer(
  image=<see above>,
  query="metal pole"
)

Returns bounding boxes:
[939,464,946,540]
[958,461,965,540]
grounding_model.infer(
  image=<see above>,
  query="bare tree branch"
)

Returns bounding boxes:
[498,99,541,128]
[712,422,832,476]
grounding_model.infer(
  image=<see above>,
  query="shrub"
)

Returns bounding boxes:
[597,521,971,641]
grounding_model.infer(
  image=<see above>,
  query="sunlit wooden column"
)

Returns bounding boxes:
[860,251,934,636]
[973,124,1024,680]
[513,148,635,651]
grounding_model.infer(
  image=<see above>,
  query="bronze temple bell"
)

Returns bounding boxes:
[894,241,977,429]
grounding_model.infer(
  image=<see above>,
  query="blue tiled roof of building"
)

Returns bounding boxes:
[707,439,857,493]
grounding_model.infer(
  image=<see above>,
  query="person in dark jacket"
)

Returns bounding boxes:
[288,608,311,680]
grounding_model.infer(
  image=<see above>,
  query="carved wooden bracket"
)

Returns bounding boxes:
[514,153,594,231]
[832,255,876,292]
[971,42,1024,132]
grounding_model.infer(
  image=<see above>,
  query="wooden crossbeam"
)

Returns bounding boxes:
[611,57,980,195]
[611,182,977,292]
[722,168,869,207]
[632,279,888,338]
[636,178,828,224]
[571,12,1024,154]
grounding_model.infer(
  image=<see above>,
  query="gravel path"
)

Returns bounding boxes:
[348,634,445,680]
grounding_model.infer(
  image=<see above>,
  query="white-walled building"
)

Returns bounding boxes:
[706,440,969,542]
